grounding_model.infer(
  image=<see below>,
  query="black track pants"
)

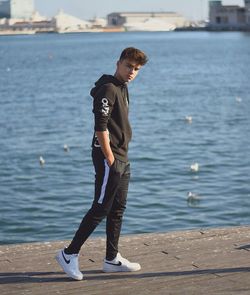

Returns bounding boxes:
[66,150,130,260]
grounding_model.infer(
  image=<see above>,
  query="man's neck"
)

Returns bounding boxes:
[114,72,125,83]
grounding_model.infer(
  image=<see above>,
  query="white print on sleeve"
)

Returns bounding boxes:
[101,98,109,116]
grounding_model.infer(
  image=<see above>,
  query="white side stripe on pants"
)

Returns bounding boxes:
[98,160,110,204]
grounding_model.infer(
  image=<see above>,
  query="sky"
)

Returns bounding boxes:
[34,0,244,21]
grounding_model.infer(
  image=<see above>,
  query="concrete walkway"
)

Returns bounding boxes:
[0,226,250,294]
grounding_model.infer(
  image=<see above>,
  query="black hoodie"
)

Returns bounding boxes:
[91,74,132,162]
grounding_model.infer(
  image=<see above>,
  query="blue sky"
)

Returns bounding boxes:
[34,0,244,21]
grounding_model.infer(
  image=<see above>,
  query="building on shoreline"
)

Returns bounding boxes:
[0,0,34,19]
[209,0,250,30]
[0,10,105,35]
[0,10,55,35]
[0,1,204,35]
[0,10,191,35]
[3,1,250,35]
[107,12,190,31]
[54,9,93,33]
[0,0,106,34]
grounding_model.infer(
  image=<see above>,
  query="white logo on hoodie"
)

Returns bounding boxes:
[101,98,109,116]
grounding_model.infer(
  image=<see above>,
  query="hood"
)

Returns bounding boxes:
[90,74,125,97]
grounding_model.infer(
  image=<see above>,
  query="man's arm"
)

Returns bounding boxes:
[95,131,115,167]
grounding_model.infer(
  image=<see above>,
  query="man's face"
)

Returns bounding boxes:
[115,59,142,83]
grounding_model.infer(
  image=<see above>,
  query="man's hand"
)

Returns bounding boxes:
[106,154,115,167]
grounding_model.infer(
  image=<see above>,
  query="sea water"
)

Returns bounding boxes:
[0,31,249,244]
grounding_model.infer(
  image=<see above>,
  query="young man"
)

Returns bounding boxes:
[56,47,148,281]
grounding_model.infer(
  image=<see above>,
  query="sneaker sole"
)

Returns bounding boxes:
[55,253,83,281]
[103,264,141,273]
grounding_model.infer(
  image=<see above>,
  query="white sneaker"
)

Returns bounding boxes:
[103,253,141,273]
[55,249,83,280]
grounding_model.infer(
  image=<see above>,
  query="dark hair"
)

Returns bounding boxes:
[119,47,148,66]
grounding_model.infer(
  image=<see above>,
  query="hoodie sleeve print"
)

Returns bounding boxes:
[93,84,116,132]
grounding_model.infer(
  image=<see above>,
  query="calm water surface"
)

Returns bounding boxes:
[0,32,250,244]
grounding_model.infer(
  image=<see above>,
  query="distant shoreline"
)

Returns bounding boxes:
[1,27,250,36]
